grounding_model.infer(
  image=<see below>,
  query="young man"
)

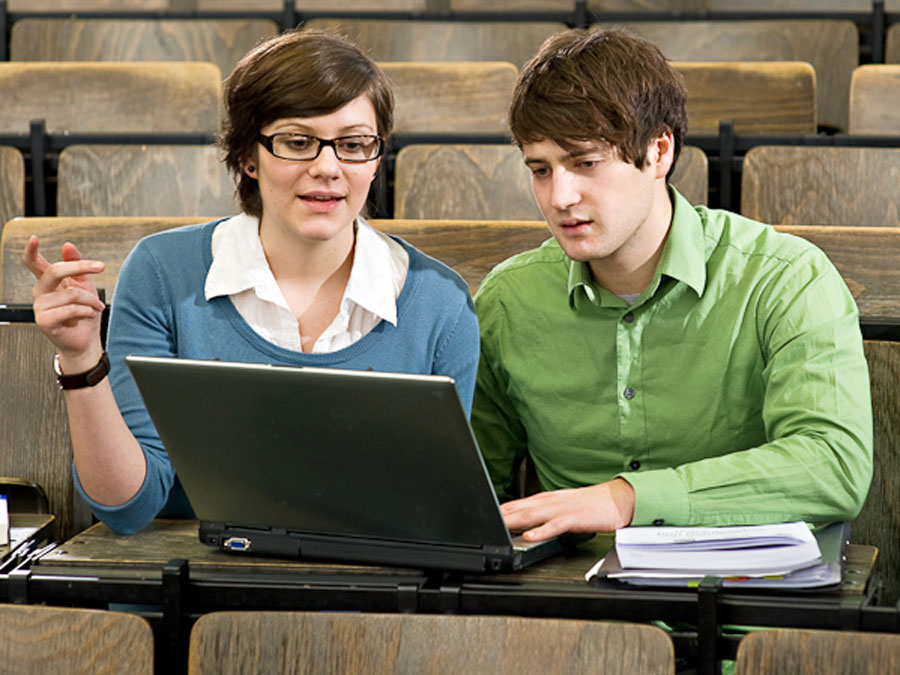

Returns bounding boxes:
[472,28,872,543]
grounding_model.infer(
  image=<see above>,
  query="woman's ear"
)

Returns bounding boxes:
[243,149,259,179]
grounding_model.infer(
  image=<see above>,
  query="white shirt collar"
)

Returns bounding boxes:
[205,214,408,352]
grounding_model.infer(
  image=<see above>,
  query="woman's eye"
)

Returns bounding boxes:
[284,137,312,150]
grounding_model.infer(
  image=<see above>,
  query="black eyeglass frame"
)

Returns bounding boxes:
[256,133,385,163]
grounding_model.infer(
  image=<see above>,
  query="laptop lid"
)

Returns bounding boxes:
[125,356,535,571]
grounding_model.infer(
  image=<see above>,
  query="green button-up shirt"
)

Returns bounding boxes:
[472,189,872,526]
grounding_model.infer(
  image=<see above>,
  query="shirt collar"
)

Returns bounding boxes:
[566,187,708,310]
[342,217,401,326]
[205,213,271,300]
[204,213,401,327]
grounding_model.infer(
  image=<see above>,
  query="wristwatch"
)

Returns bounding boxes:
[54,351,110,390]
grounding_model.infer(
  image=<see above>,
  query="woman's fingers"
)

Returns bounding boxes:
[31,259,105,298]
[34,285,106,315]
[22,234,51,278]
[25,236,105,292]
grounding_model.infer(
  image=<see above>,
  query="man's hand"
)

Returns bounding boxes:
[500,478,636,542]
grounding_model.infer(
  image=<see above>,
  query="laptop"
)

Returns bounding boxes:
[125,356,589,573]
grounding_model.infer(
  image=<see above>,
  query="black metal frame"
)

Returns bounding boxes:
[1,556,898,675]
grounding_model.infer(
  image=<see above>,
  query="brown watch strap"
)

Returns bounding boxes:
[55,351,110,390]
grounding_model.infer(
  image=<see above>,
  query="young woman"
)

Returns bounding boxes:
[24,29,479,534]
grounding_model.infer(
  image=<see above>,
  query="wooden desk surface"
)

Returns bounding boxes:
[34,519,875,596]
[1,513,54,564]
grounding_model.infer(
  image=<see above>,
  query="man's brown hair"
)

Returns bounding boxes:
[509,28,688,175]
[220,29,394,218]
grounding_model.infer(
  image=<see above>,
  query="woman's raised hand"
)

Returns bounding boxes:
[23,235,107,362]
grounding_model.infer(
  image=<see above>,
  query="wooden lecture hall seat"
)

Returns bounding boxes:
[56,145,238,217]
[774,225,900,605]
[394,145,543,220]
[0,216,207,303]
[0,61,222,136]
[187,612,675,675]
[848,65,900,136]
[741,146,900,227]
[373,219,550,294]
[674,61,816,135]
[450,0,572,8]
[304,18,568,68]
[0,147,24,239]
[0,604,154,674]
[382,61,518,136]
[735,628,900,675]
[0,323,88,541]
[595,19,857,132]
[9,18,279,79]
[888,24,900,65]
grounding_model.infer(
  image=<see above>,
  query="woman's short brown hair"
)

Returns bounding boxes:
[220,29,394,218]
[509,28,688,175]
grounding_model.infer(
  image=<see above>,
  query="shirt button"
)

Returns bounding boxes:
[623,312,635,323]
[653,519,665,526]
[629,460,641,470]
[623,387,635,400]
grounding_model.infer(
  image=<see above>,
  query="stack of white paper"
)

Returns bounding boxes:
[0,495,8,546]
[586,521,843,589]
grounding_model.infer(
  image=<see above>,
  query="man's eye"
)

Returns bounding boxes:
[578,160,597,169]
[531,167,549,177]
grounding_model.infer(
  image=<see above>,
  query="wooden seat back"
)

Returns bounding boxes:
[9,18,278,79]
[849,65,900,135]
[742,147,900,227]
[676,61,816,134]
[0,147,25,239]
[0,604,153,673]
[857,340,900,606]
[887,23,900,65]
[0,324,86,540]
[0,62,221,134]
[393,145,542,221]
[603,19,857,132]
[373,219,549,294]
[57,145,237,217]
[671,145,708,206]
[188,611,675,675]
[735,628,900,674]
[1,216,207,303]
[304,18,567,67]
[382,61,518,135]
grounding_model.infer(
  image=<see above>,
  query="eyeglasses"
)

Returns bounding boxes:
[257,133,385,163]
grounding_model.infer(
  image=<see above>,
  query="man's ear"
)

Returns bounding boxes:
[651,130,675,179]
